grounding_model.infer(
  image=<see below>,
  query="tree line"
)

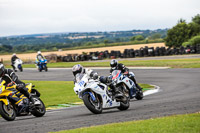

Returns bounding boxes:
[165,14,200,48]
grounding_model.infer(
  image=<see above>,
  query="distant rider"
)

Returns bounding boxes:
[0,63,37,105]
[72,64,122,98]
[109,59,143,95]
[11,53,19,72]
[36,51,45,65]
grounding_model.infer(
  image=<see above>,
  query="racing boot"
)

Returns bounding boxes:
[136,83,143,91]
[23,90,40,105]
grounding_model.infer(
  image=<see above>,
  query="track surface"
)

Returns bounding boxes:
[0,68,200,133]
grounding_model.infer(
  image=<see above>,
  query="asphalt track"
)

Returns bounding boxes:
[0,68,200,133]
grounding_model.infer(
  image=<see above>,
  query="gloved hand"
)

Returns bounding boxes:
[7,82,14,87]
[16,83,24,89]
[124,71,129,75]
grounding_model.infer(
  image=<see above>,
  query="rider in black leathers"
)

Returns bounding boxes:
[0,63,35,104]
[109,59,143,91]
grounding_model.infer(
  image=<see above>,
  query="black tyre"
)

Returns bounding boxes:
[0,102,16,121]
[38,68,42,72]
[31,98,46,117]
[118,96,130,110]
[82,93,102,114]
[19,66,23,72]
[135,89,143,100]
[44,66,48,72]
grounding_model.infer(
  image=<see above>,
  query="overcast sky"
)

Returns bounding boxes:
[0,0,199,37]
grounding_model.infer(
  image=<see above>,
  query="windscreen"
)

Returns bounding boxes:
[75,73,84,83]
[111,70,121,80]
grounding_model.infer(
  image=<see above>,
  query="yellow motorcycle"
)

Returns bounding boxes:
[0,79,46,121]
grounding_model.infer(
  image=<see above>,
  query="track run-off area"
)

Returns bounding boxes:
[0,67,200,133]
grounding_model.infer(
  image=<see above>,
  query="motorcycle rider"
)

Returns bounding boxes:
[109,59,143,96]
[0,63,38,105]
[72,64,122,98]
[11,53,19,72]
[36,51,46,65]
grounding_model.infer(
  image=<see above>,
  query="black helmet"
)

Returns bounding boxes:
[72,64,84,76]
[110,59,118,68]
[0,63,5,77]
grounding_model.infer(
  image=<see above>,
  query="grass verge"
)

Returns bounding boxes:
[52,113,200,133]
[22,80,152,108]
[4,58,200,68]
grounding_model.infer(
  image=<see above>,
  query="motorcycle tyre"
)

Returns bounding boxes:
[0,102,16,121]
[135,89,143,100]
[31,98,46,117]
[83,93,102,114]
[118,97,130,111]
[44,66,48,72]
[19,66,23,72]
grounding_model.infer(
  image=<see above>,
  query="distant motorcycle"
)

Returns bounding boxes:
[13,59,23,72]
[37,59,48,72]
[0,79,46,121]
[111,70,143,100]
[73,73,130,114]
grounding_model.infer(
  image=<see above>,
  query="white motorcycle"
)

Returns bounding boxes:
[111,70,143,100]
[13,59,23,72]
[73,73,130,114]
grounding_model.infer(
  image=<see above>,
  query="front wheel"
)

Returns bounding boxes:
[19,66,23,72]
[31,98,46,117]
[0,102,16,121]
[82,93,102,114]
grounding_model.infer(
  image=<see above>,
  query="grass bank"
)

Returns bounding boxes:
[23,80,152,107]
[52,113,200,133]
[11,58,200,68]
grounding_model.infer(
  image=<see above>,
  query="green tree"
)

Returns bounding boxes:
[187,35,200,46]
[192,14,200,25]
[150,33,161,40]
[135,35,145,41]
[130,36,136,41]
[104,40,109,44]
[165,22,190,47]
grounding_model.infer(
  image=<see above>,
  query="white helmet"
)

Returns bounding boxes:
[72,64,84,76]
[37,51,41,54]
[12,53,16,56]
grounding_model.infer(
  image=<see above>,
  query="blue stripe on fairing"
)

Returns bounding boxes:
[83,92,96,101]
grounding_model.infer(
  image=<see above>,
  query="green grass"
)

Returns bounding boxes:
[23,80,81,107]
[3,58,200,69]
[52,113,200,133]
[22,80,152,107]
[22,58,200,68]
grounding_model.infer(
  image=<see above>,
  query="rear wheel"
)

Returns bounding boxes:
[83,93,102,114]
[31,98,46,117]
[0,102,16,121]
[135,88,143,100]
[118,98,130,110]
[38,67,42,72]
[44,66,48,72]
